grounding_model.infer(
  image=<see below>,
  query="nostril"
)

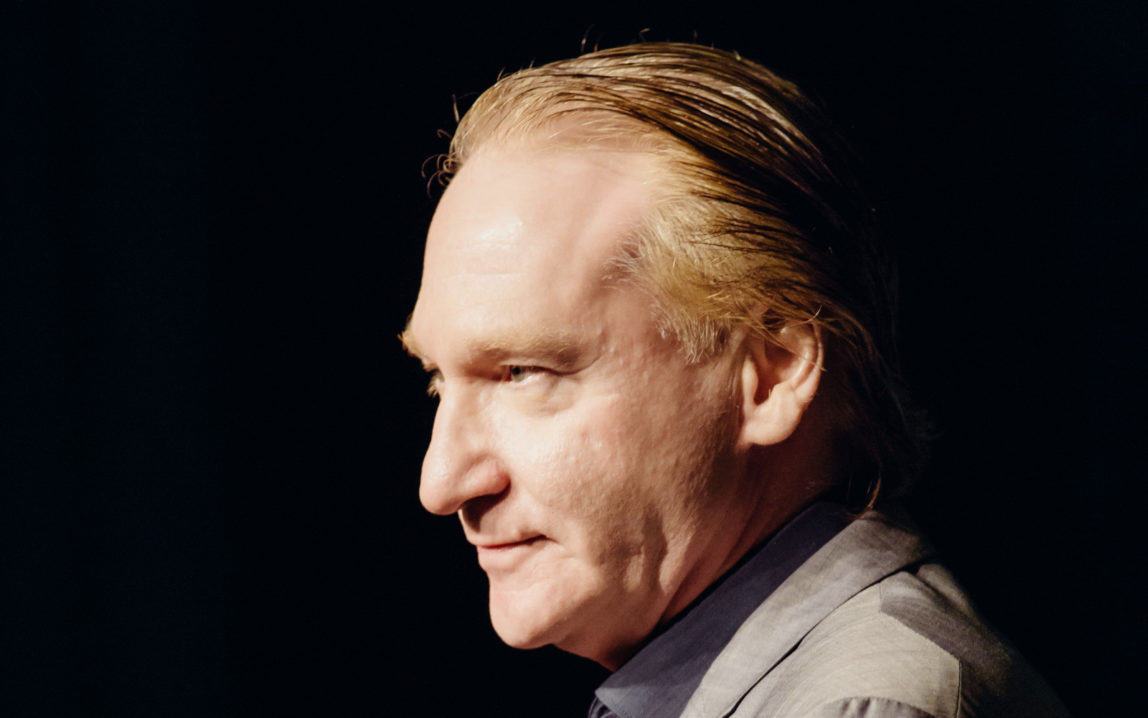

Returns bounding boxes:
[459,487,511,524]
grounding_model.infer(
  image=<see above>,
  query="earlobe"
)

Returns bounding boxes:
[738,323,824,447]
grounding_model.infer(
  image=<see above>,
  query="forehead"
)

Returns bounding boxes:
[406,147,659,357]
[428,147,655,276]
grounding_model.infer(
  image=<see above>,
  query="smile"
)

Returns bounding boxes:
[474,536,547,571]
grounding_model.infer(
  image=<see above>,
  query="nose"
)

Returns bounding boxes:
[419,390,509,516]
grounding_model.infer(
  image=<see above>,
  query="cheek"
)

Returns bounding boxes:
[526,397,635,501]
[497,396,650,531]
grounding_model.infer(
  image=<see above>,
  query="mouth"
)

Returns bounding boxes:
[476,536,545,551]
[474,536,546,571]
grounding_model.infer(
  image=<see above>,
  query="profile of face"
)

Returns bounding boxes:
[404,145,814,668]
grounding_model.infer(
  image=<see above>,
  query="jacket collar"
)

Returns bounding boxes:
[681,509,935,717]
[594,502,855,718]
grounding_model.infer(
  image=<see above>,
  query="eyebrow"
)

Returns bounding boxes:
[471,334,588,369]
[399,320,588,370]
[398,320,425,363]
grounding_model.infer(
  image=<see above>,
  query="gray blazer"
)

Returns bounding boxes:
[680,512,1069,717]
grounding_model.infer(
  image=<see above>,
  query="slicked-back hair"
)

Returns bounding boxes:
[437,42,928,504]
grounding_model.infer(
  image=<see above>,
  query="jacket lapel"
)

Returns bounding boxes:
[681,512,935,717]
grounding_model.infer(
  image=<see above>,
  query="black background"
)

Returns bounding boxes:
[3,1,1144,716]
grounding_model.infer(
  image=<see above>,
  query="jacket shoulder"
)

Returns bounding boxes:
[733,564,1069,718]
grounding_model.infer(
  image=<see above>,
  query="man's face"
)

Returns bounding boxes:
[405,146,758,668]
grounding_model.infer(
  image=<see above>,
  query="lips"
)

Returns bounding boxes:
[476,536,544,550]
[473,536,547,572]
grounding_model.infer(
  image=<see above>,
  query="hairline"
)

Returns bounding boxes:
[445,116,748,362]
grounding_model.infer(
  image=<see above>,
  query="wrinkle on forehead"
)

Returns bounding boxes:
[408,146,662,368]
[425,146,657,279]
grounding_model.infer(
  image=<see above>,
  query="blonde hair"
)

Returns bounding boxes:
[438,42,928,503]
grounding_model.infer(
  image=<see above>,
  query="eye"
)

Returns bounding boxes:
[503,365,543,384]
[425,369,443,397]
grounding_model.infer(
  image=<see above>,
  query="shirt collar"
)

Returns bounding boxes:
[592,501,853,718]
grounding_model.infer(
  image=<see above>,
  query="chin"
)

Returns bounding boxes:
[490,617,551,651]
[487,584,567,651]
[487,581,637,668]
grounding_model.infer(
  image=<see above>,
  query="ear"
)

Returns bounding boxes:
[737,323,824,448]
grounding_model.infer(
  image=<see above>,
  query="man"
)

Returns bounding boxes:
[402,43,1068,717]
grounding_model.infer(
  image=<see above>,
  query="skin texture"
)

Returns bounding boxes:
[404,146,824,669]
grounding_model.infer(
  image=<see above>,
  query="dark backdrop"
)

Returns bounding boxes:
[4,1,1144,716]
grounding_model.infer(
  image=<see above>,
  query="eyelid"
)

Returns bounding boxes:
[425,363,561,397]
[502,365,552,384]
[425,368,443,397]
